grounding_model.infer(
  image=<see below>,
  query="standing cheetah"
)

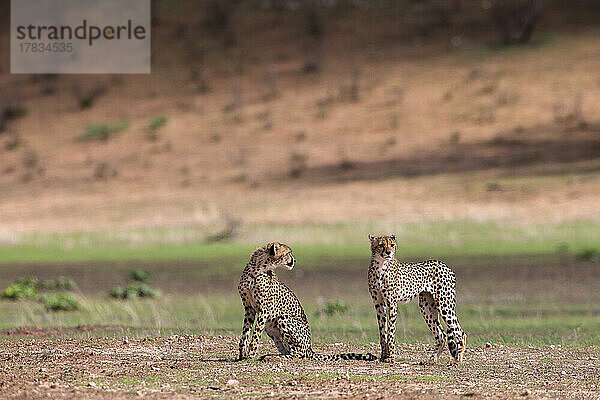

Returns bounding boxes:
[367,235,466,364]
[238,241,376,361]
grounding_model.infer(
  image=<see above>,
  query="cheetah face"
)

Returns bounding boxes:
[368,235,397,260]
[266,242,296,271]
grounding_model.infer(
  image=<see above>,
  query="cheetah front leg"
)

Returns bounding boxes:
[238,305,256,360]
[371,291,389,361]
[386,297,398,362]
[247,311,267,358]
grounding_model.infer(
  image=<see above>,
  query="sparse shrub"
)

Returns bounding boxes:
[340,159,355,171]
[323,300,349,316]
[21,172,34,183]
[486,181,503,192]
[262,121,273,131]
[40,85,57,96]
[16,277,38,287]
[289,168,303,178]
[206,216,240,243]
[223,86,243,122]
[80,121,128,141]
[555,243,570,258]
[305,6,322,38]
[38,276,75,291]
[190,66,210,94]
[203,0,231,32]
[449,131,461,145]
[78,85,107,109]
[314,107,328,120]
[2,106,27,121]
[110,269,160,299]
[5,133,20,151]
[2,276,78,311]
[390,114,399,130]
[197,79,211,93]
[261,66,279,102]
[149,116,167,132]
[231,173,248,183]
[93,162,117,180]
[289,151,308,178]
[496,91,518,107]
[131,269,151,282]
[210,133,222,143]
[109,282,160,299]
[302,62,319,74]
[479,84,496,95]
[22,150,38,168]
[39,293,80,311]
[295,131,307,142]
[146,117,167,141]
[492,0,542,45]
[576,248,599,262]
[2,278,38,300]
[339,68,360,102]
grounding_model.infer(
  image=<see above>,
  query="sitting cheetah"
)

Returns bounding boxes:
[238,241,376,361]
[367,235,466,364]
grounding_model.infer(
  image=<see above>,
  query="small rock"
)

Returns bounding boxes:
[226,379,239,386]
[521,389,532,396]
[485,342,492,348]
[87,382,97,388]
[123,337,129,345]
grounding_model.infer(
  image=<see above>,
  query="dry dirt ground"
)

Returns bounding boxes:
[1,10,600,233]
[1,331,598,399]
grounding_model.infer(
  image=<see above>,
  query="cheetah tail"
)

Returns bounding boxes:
[312,352,377,361]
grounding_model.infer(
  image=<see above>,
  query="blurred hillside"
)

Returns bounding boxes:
[1,0,600,235]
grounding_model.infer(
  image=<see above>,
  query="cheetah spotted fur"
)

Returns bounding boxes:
[238,242,376,361]
[368,235,467,364]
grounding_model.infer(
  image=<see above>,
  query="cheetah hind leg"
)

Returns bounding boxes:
[448,332,467,366]
[265,320,290,355]
[268,316,312,360]
[418,292,447,365]
[259,319,294,361]
[437,286,466,366]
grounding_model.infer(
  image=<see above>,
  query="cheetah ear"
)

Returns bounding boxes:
[390,234,396,240]
[368,235,375,241]
[268,242,277,256]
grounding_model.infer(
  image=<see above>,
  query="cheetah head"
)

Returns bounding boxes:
[368,234,397,260]
[265,241,295,271]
